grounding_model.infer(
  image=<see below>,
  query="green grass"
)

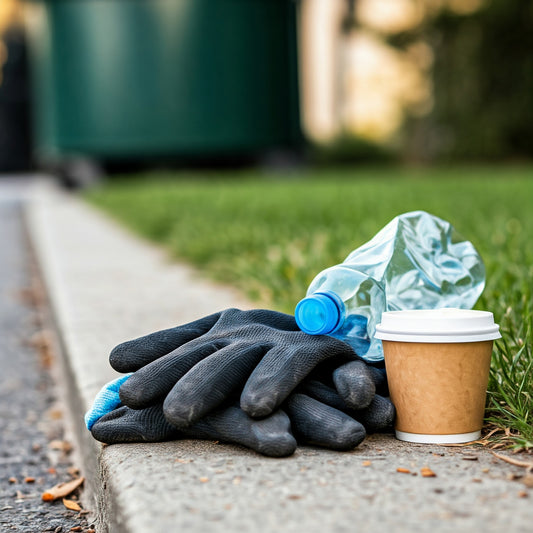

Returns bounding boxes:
[86,164,533,450]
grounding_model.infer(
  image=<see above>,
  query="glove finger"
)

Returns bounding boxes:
[298,379,346,411]
[367,365,389,396]
[285,393,366,451]
[216,308,299,332]
[109,311,222,372]
[119,340,223,409]
[350,394,395,433]
[90,405,181,444]
[301,379,395,433]
[241,334,356,418]
[185,406,297,458]
[333,360,376,410]
[164,344,266,429]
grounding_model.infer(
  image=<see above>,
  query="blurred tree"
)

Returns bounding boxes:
[405,0,533,161]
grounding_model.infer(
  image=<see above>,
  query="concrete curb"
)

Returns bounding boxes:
[25,179,533,533]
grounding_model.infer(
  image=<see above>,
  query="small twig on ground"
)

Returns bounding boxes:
[491,452,533,472]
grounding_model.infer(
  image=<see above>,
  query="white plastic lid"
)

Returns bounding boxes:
[375,308,501,343]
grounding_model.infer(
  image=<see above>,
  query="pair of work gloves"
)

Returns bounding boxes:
[86,308,395,457]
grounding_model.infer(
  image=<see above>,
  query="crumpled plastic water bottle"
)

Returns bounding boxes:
[295,211,486,362]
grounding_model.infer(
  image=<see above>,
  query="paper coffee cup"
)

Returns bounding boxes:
[375,309,501,444]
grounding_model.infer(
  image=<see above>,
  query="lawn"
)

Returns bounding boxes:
[86,164,533,450]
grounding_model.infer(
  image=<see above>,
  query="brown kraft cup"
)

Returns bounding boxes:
[375,309,501,444]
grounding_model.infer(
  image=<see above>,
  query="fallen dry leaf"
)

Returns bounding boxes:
[63,498,82,511]
[69,525,82,531]
[362,461,372,467]
[420,467,437,478]
[396,468,411,474]
[42,477,85,502]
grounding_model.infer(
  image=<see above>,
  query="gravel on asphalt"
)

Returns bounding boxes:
[0,198,93,533]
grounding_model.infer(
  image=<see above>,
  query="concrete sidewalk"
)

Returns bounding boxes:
[24,179,533,533]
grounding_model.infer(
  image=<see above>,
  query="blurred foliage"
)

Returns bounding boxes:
[309,135,396,166]
[403,0,533,161]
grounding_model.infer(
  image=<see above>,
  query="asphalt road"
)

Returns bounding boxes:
[0,192,92,532]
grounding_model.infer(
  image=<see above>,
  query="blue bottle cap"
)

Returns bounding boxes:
[295,292,343,335]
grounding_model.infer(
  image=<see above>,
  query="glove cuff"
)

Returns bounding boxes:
[85,373,133,430]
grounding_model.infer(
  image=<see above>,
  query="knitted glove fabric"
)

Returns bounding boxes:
[109,308,361,428]
[89,394,368,455]
[299,374,395,434]
[90,401,297,458]
[87,341,391,454]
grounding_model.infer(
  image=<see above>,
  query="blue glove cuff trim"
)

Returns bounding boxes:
[84,373,133,430]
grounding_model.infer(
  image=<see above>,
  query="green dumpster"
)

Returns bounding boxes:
[24,0,301,167]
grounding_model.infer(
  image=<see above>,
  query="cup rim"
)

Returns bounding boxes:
[375,308,501,343]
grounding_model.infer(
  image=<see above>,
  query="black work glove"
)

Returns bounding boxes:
[109,308,368,429]
[87,354,393,455]
[90,392,369,456]
[90,402,298,458]
[93,308,395,454]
